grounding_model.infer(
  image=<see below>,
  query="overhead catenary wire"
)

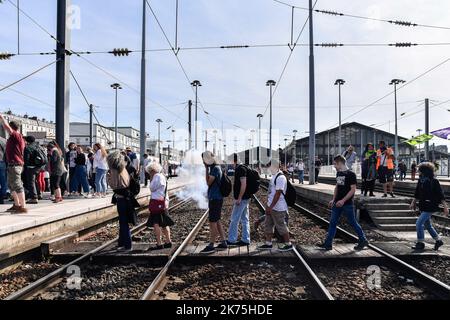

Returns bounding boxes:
[70,70,113,145]
[0,59,58,93]
[272,0,450,31]
[262,0,319,118]
[145,0,216,129]
[325,57,450,130]
[372,99,450,130]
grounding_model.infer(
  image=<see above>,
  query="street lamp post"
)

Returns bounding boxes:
[110,83,122,150]
[334,79,345,154]
[417,129,423,162]
[156,119,163,163]
[257,114,263,170]
[389,79,406,168]
[266,80,276,163]
[293,129,298,165]
[190,80,202,150]
[284,138,288,166]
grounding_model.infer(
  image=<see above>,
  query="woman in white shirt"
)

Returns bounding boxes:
[147,162,172,251]
[93,143,109,197]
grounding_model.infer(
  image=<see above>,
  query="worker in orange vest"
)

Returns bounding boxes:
[376,141,395,198]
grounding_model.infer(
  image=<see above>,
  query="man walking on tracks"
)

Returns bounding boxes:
[319,155,369,251]
[227,154,255,247]
[410,162,449,251]
[258,160,293,252]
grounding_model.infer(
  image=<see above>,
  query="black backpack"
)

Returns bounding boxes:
[238,165,260,195]
[218,169,232,197]
[128,174,141,197]
[275,173,297,207]
[31,146,48,167]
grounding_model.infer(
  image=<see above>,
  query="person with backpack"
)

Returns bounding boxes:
[0,115,27,213]
[107,151,135,252]
[410,162,449,251]
[319,155,369,251]
[258,160,293,252]
[227,154,257,247]
[47,142,66,203]
[24,136,47,204]
[200,151,228,254]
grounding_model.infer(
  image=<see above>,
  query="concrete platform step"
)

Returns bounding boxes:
[377,224,417,231]
[369,210,414,217]
[373,217,418,225]
[366,203,411,211]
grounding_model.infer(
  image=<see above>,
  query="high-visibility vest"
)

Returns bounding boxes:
[376,148,394,170]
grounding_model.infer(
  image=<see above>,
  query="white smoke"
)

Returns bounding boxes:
[176,150,209,209]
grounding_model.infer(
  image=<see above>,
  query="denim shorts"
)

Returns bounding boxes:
[7,165,24,193]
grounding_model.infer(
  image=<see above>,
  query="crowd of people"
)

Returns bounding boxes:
[0,114,146,214]
[2,110,446,254]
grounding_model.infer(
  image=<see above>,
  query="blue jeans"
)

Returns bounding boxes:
[72,165,90,193]
[324,204,367,247]
[298,170,304,183]
[117,197,132,249]
[0,161,7,199]
[416,212,439,241]
[228,199,250,244]
[95,168,107,193]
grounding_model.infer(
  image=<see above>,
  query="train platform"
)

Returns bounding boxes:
[0,177,188,263]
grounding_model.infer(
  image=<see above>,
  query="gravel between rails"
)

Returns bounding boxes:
[192,191,335,247]
[408,256,450,285]
[81,198,188,242]
[0,262,61,300]
[159,261,314,300]
[32,263,161,300]
[314,262,437,300]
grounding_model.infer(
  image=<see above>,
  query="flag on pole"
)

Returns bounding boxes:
[403,134,434,146]
[431,127,450,140]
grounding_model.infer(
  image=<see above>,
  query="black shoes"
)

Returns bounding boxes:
[215,242,228,250]
[390,193,396,198]
[318,243,332,251]
[149,245,164,251]
[434,240,444,251]
[200,244,216,254]
[163,242,173,249]
[412,242,425,251]
[354,240,369,251]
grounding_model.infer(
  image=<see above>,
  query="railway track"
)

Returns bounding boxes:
[4,195,195,300]
[255,184,450,300]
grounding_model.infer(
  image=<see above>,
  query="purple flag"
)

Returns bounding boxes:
[431,127,450,140]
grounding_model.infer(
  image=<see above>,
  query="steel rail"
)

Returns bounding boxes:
[5,196,192,300]
[252,194,334,300]
[260,182,450,299]
[140,207,210,300]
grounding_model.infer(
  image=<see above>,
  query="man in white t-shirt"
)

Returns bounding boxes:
[258,160,293,252]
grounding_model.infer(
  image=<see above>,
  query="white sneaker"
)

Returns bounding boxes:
[84,194,93,199]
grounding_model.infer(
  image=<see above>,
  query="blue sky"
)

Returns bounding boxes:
[1,0,449,151]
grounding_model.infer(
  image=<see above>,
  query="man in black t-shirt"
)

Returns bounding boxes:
[227,154,251,246]
[319,155,368,251]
